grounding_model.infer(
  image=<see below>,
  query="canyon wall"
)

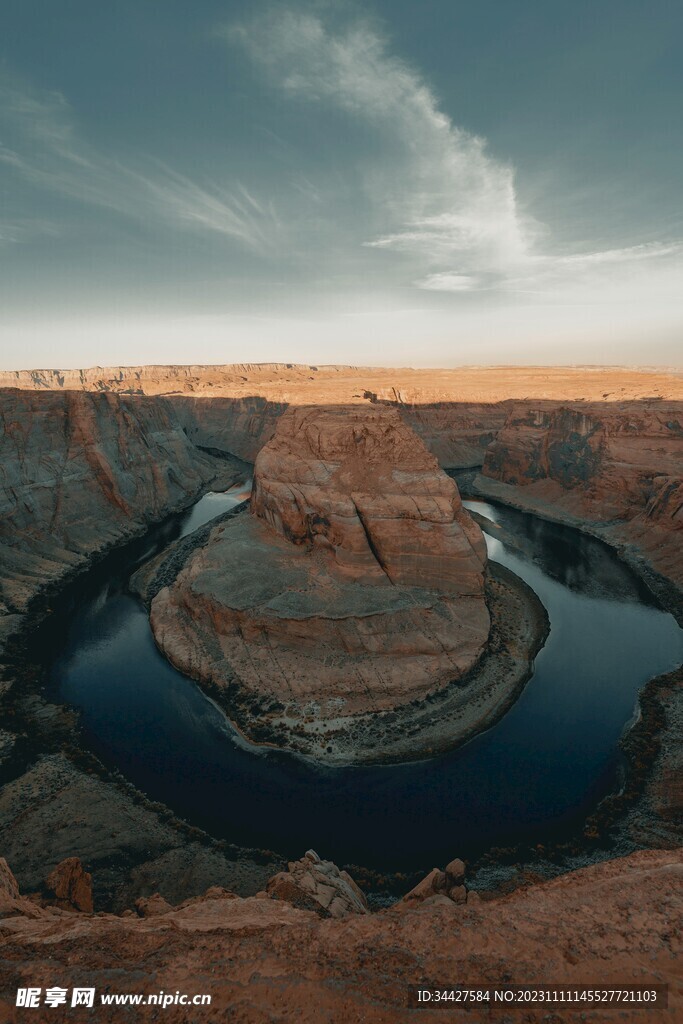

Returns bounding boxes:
[2,364,681,599]
[0,389,240,646]
[164,394,286,463]
[3,363,680,467]
[479,400,683,589]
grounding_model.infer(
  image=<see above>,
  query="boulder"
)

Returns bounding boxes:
[135,893,174,918]
[445,858,466,885]
[402,859,469,906]
[402,868,447,904]
[447,884,467,904]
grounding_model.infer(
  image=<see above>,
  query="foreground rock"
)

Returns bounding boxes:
[0,753,279,912]
[265,850,368,918]
[400,857,473,907]
[150,406,495,759]
[0,849,679,1022]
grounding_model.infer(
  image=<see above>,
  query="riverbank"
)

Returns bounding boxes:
[450,480,682,895]
[193,561,548,766]
[0,481,285,912]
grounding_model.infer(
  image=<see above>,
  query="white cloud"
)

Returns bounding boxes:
[231,9,533,281]
[418,272,478,292]
[231,6,683,313]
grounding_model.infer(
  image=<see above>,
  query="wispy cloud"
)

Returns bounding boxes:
[230,6,683,304]
[0,71,279,252]
[230,8,533,288]
[2,7,681,329]
[504,241,683,302]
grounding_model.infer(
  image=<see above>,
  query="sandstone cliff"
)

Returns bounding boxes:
[3,365,680,558]
[0,389,241,649]
[251,406,487,591]
[3,363,680,467]
[480,400,683,588]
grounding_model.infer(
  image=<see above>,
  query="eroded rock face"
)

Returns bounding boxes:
[3,364,681,593]
[149,408,490,756]
[481,401,683,587]
[43,857,93,914]
[0,389,242,652]
[251,406,487,592]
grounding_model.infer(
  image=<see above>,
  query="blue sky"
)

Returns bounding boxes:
[1,0,681,368]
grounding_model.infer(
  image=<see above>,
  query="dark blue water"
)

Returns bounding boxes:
[39,487,682,873]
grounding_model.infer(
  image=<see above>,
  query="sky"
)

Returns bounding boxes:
[0,0,681,369]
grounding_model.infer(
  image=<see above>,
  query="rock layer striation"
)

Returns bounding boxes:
[0,388,242,653]
[251,406,487,592]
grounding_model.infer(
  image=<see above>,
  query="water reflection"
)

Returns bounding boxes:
[463,498,657,604]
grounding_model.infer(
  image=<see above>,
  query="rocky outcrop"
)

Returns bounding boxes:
[400,857,471,906]
[149,407,492,759]
[42,857,93,914]
[135,893,174,918]
[0,753,280,914]
[0,388,242,650]
[251,406,487,591]
[265,850,368,919]
[0,849,680,1022]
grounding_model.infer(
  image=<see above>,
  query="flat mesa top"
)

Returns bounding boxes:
[0,364,681,403]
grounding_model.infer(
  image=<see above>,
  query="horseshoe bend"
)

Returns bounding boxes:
[137,404,548,762]
[0,365,681,1023]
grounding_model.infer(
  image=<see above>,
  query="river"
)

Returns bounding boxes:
[34,482,682,874]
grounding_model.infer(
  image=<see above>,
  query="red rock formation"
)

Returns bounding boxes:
[265,850,369,919]
[0,388,242,651]
[480,400,683,586]
[3,366,681,586]
[251,406,487,592]
[149,408,490,756]
[42,857,93,914]
[0,849,680,1022]
[3,362,680,465]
